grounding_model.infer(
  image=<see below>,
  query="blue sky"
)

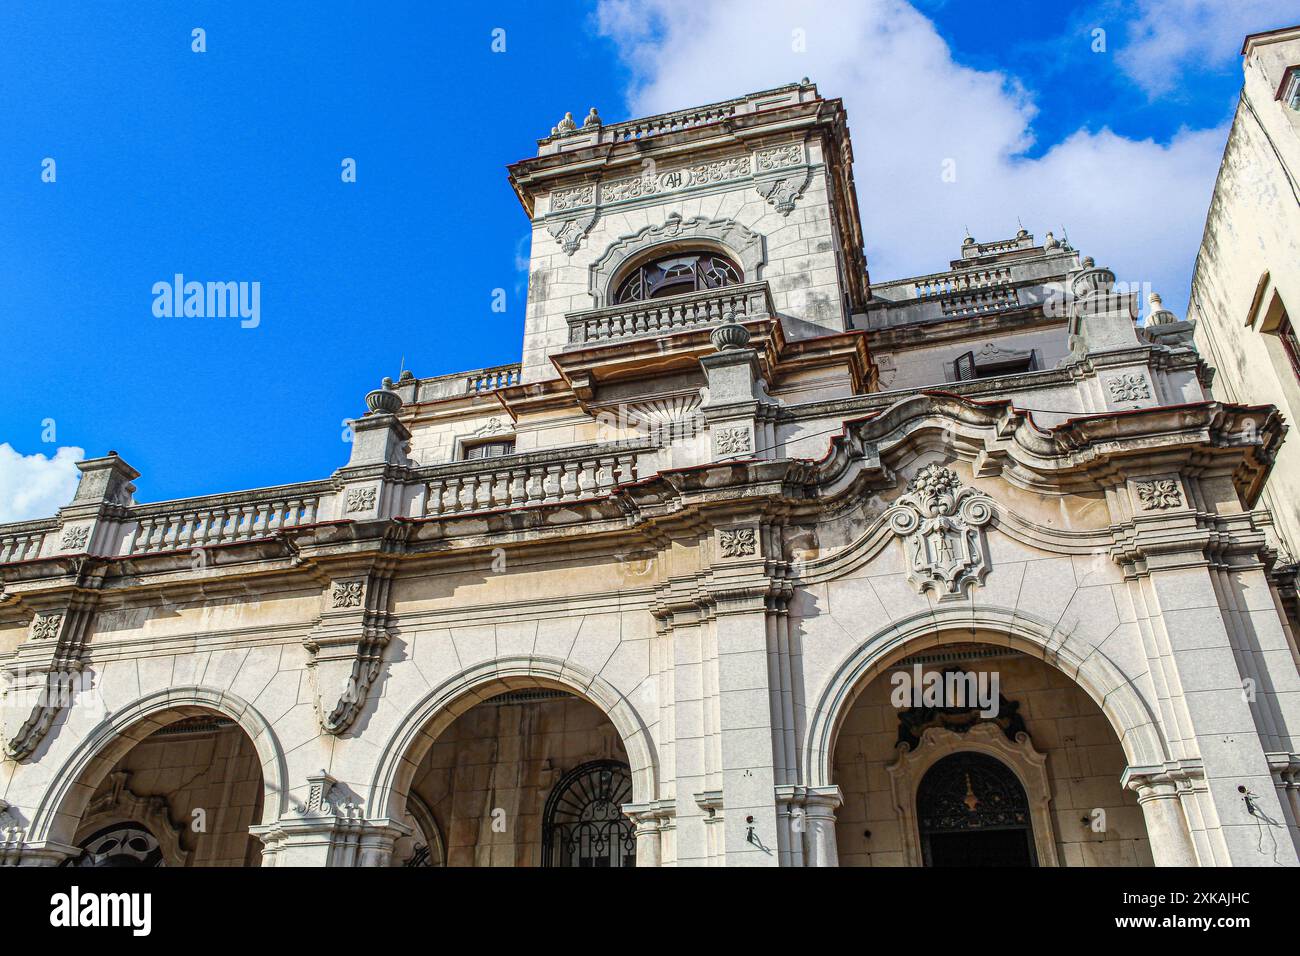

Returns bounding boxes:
[2,0,1297,515]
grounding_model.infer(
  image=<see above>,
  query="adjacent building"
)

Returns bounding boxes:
[1190,25,1300,622]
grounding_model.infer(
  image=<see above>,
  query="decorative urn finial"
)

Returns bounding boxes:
[582,107,601,128]
[1146,292,1177,326]
[710,312,751,352]
[556,111,578,134]
[365,376,402,415]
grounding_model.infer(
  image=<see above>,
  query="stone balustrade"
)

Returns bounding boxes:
[910,267,1013,299]
[0,522,55,563]
[124,486,330,556]
[940,286,1022,317]
[422,444,647,517]
[469,364,521,393]
[602,103,738,143]
[566,281,773,345]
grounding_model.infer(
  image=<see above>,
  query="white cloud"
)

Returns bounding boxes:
[0,444,84,522]
[594,0,1231,318]
[1114,0,1294,96]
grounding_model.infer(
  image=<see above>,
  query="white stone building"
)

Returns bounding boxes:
[1190,25,1300,615]
[2,80,1298,868]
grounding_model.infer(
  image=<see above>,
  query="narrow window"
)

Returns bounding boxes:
[463,439,515,460]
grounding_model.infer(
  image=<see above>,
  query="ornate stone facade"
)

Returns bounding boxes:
[2,79,1299,870]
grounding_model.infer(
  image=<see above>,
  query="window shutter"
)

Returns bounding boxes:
[954,351,976,381]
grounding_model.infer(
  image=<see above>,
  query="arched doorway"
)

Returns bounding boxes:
[917,752,1034,866]
[57,712,266,867]
[542,759,636,867]
[828,640,1153,866]
[395,687,636,867]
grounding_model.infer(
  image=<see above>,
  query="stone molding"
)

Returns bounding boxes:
[587,214,767,307]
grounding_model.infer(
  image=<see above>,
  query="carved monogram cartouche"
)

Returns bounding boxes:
[887,464,993,599]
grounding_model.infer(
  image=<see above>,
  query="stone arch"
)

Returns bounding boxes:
[587,214,766,307]
[803,607,1169,790]
[27,686,288,851]
[367,655,659,823]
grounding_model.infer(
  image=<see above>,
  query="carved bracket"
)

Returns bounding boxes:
[3,602,94,761]
[305,570,395,735]
[754,169,811,216]
[547,208,599,256]
[886,464,993,600]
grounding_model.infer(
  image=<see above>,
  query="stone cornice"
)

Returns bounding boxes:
[0,394,1280,623]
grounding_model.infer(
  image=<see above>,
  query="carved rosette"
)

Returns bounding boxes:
[1135,478,1183,511]
[886,464,993,600]
[718,527,758,559]
[345,487,377,514]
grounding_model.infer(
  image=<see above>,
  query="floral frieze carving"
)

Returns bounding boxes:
[1135,479,1183,511]
[718,528,758,558]
[345,487,377,513]
[331,581,364,608]
[31,614,63,640]
[886,464,993,600]
[1106,373,1151,403]
[60,525,90,550]
[715,427,752,456]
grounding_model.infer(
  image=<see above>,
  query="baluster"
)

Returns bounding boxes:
[525,467,544,504]
[474,473,492,510]
[541,465,561,502]
[252,503,270,537]
[576,460,596,497]
[426,480,445,516]
[559,462,579,500]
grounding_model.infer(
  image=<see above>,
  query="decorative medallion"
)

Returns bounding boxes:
[345,487,377,513]
[1135,479,1182,511]
[715,426,752,456]
[887,464,993,599]
[330,581,364,608]
[31,614,63,640]
[547,209,598,255]
[755,169,812,216]
[1106,373,1151,403]
[718,527,758,558]
[60,525,90,550]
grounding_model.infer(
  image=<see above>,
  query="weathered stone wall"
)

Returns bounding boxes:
[1190,33,1300,556]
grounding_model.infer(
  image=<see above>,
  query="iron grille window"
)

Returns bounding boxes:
[64,823,164,868]
[916,752,1035,866]
[542,759,636,867]
[463,439,515,460]
[614,252,742,304]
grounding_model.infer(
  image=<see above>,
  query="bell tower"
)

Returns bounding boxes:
[507,80,871,387]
